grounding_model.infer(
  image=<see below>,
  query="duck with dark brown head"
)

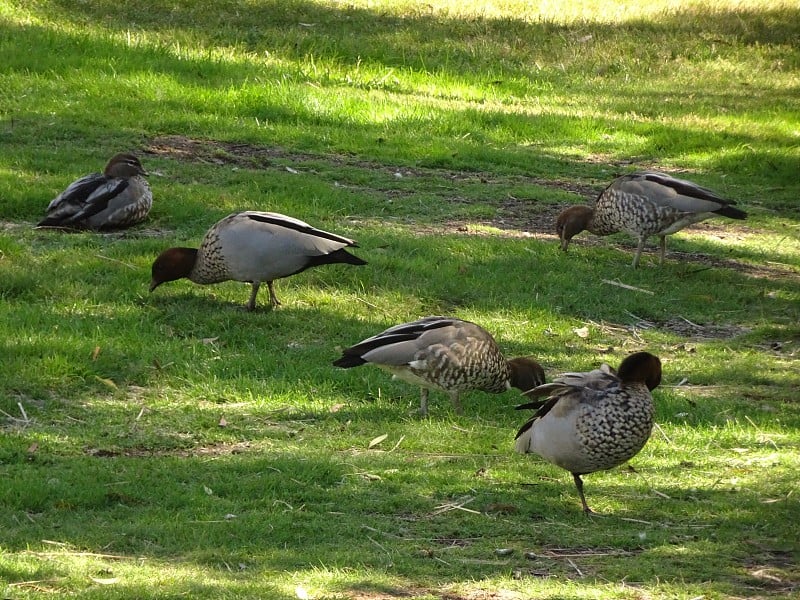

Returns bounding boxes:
[515,351,662,513]
[556,171,746,267]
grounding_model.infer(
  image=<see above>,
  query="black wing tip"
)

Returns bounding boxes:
[332,354,366,368]
[35,218,86,230]
[327,248,367,266]
[514,418,535,440]
[346,254,368,266]
[514,400,542,411]
[717,205,747,220]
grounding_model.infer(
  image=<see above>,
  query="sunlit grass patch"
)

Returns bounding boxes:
[1,0,799,598]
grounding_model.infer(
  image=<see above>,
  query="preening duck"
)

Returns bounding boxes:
[514,351,662,513]
[150,211,367,310]
[334,316,545,416]
[37,153,152,230]
[556,171,747,267]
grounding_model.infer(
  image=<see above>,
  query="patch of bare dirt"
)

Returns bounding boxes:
[343,588,524,600]
[145,134,598,199]
[644,317,751,340]
[85,441,252,458]
[144,135,796,279]
[341,585,417,600]
[741,547,800,595]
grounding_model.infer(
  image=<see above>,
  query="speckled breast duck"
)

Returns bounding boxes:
[514,351,662,513]
[334,316,545,416]
[556,171,747,267]
[37,153,152,230]
[150,211,366,310]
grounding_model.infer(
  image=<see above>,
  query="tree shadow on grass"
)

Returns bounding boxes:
[0,443,796,596]
[2,4,800,211]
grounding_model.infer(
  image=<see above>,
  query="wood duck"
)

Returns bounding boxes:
[334,316,545,415]
[515,351,662,513]
[556,171,747,267]
[150,211,366,310]
[37,153,152,230]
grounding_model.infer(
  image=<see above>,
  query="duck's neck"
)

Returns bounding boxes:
[587,209,620,236]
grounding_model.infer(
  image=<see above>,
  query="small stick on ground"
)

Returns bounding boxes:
[566,558,584,577]
[601,279,654,295]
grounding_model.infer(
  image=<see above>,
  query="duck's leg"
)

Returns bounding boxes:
[246,282,261,311]
[419,388,429,416]
[658,235,667,265]
[632,237,646,269]
[267,280,282,309]
[572,473,594,514]
[449,391,463,415]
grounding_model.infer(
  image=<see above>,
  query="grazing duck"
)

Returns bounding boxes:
[37,153,152,230]
[514,351,662,513]
[333,316,545,416]
[150,211,366,310]
[556,171,747,267]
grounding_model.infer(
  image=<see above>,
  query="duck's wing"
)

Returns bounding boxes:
[514,364,619,437]
[621,172,746,219]
[45,173,105,210]
[38,172,111,226]
[242,211,360,247]
[333,317,467,368]
[519,364,615,400]
[59,178,131,225]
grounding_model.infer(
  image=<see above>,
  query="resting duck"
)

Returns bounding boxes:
[334,316,545,415]
[37,153,152,230]
[150,211,367,310]
[514,351,662,513]
[556,171,747,267]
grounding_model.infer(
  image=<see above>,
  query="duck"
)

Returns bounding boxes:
[37,153,152,230]
[333,316,545,416]
[150,211,367,310]
[556,171,747,267]
[514,351,662,513]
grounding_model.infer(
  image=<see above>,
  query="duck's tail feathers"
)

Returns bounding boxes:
[310,248,367,268]
[332,353,367,368]
[715,204,747,220]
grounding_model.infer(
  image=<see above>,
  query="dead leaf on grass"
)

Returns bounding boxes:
[368,434,388,449]
[94,376,118,390]
[484,503,519,514]
[573,326,589,338]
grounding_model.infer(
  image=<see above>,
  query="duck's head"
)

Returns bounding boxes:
[150,247,198,292]
[508,357,546,393]
[617,351,662,391]
[105,153,148,178]
[555,206,594,251]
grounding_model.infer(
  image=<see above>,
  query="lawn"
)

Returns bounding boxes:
[0,1,798,599]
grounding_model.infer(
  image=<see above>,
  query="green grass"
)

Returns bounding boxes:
[1,0,799,598]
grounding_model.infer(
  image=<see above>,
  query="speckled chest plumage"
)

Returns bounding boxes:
[572,384,655,474]
[190,216,233,284]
